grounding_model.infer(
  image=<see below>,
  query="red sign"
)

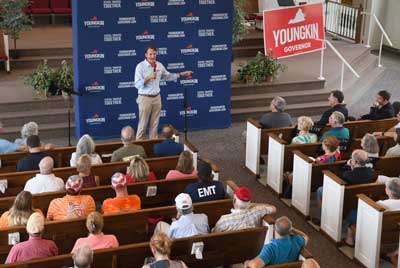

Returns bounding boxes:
[263,3,325,59]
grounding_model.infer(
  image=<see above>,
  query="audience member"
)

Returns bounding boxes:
[153,125,183,157]
[185,160,225,202]
[316,90,348,126]
[5,212,58,263]
[71,212,119,253]
[142,232,188,268]
[0,191,42,228]
[213,187,276,233]
[0,122,26,153]
[259,96,292,129]
[360,133,380,167]
[155,193,209,239]
[291,116,318,144]
[243,216,308,268]
[24,156,64,194]
[77,154,99,188]
[47,175,96,221]
[166,151,197,179]
[111,126,147,162]
[125,155,157,182]
[319,111,349,142]
[102,172,141,214]
[14,121,54,150]
[70,134,102,167]
[361,90,395,120]
[72,244,93,268]
[17,135,56,172]
[385,134,400,156]
[315,136,341,163]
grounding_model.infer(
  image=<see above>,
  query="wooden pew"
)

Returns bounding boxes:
[354,194,400,268]
[267,135,393,195]
[290,142,397,217]
[320,170,386,244]
[245,117,398,177]
[0,176,201,215]
[1,226,269,268]
[0,137,197,174]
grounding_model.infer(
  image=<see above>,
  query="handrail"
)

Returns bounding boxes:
[316,38,360,91]
[362,12,393,67]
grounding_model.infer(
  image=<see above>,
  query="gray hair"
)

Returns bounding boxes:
[352,149,369,167]
[76,134,96,160]
[234,196,250,209]
[271,96,286,112]
[330,111,345,125]
[121,126,134,145]
[21,122,39,139]
[275,216,293,237]
[362,134,379,154]
[386,178,400,199]
[73,244,93,268]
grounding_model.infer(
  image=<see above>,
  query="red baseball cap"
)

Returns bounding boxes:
[234,187,252,202]
[111,172,127,189]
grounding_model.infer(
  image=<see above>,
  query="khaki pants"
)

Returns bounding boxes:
[136,94,161,139]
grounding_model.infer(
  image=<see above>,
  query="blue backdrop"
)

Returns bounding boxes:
[72,0,233,139]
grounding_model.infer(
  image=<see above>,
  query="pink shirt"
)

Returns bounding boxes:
[6,235,58,264]
[165,169,197,180]
[71,233,119,253]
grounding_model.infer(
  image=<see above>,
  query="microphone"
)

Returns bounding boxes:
[151,63,157,73]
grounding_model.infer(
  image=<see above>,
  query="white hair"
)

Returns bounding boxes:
[73,244,93,268]
[21,122,39,139]
[234,195,250,209]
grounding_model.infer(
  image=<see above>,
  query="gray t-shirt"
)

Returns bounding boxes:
[260,112,292,129]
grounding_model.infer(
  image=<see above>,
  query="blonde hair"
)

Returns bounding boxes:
[86,212,103,234]
[77,154,92,173]
[150,232,172,256]
[8,191,35,227]
[297,116,314,132]
[176,151,194,174]
[128,155,150,182]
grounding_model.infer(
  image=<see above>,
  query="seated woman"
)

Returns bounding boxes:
[361,133,379,167]
[291,116,318,144]
[315,135,341,163]
[165,151,197,179]
[13,121,54,150]
[70,134,102,167]
[142,232,188,268]
[126,155,157,183]
[71,211,119,253]
[77,154,100,188]
[0,191,43,228]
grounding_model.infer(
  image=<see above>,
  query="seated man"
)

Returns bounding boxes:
[102,172,141,214]
[342,149,375,185]
[315,90,348,127]
[155,193,209,239]
[0,122,26,153]
[385,134,400,156]
[24,156,64,194]
[212,187,276,233]
[259,96,292,129]
[47,175,96,221]
[361,90,395,120]
[6,212,58,263]
[111,126,147,162]
[319,111,350,143]
[185,160,225,203]
[72,244,93,268]
[153,124,183,157]
[244,216,308,268]
[17,135,57,172]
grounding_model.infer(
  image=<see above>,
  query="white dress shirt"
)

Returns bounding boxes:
[377,199,400,211]
[24,173,65,194]
[134,60,178,95]
[168,212,209,239]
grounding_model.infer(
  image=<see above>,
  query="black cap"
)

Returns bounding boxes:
[197,161,212,181]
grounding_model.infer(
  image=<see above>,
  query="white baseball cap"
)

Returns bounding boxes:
[175,193,192,210]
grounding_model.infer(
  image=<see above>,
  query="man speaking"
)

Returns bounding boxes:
[134,45,192,140]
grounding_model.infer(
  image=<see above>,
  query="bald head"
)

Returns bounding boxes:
[121,126,134,145]
[275,216,292,237]
[39,157,54,174]
[73,244,93,268]
[351,149,369,167]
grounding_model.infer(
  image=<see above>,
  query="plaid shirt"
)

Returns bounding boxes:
[212,205,273,233]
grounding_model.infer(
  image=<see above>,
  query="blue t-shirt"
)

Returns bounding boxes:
[258,235,305,265]
[185,180,225,203]
[153,139,183,157]
[0,139,18,153]
[320,127,350,142]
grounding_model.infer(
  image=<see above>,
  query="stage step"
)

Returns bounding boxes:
[17,47,72,58]
[10,55,72,69]
[231,80,325,95]
[233,45,264,58]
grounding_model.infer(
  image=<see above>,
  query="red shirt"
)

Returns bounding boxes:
[125,171,157,183]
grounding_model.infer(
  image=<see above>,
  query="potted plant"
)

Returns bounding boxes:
[25,60,53,99]
[0,0,32,59]
[237,50,287,83]
[232,0,248,45]
[55,60,73,97]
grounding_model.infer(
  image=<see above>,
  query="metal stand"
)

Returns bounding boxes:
[62,88,82,146]
[183,86,188,141]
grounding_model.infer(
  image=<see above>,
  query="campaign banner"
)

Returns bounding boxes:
[72,0,233,139]
[263,3,325,59]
